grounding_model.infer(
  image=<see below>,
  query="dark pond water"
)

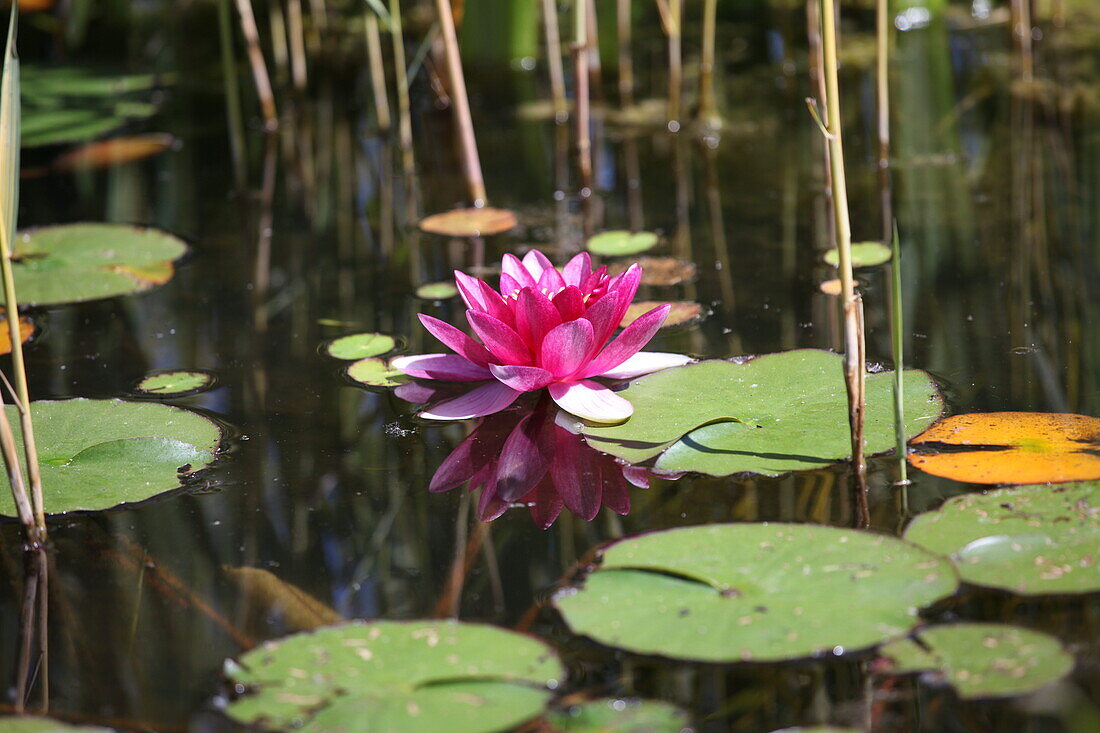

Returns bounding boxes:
[0,1,1098,731]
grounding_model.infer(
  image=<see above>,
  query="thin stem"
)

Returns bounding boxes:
[364,12,392,132]
[389,0,415,180]
[434,0,486,205]
[820,0,866,483]
[232,0,277,129]
[287,0,308,92]
[698,0,718,124]
[616,0,633,106]
[0,397,34,535]
[541,0,568,122]
[667,0,682,126]
[876,0,891,243]
[890,223,908,484]
[217,0,246,189]
[573,0,592,192]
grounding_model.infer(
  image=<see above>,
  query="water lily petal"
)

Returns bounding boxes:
[583,288,626,346]
[393,381,448,404]
[600,463,632,515]
[489,364,555,392]
[529,479,564,529]
[551,285,585,321]
[595,350,692,379]
[551,426,602,520]
[499,272,523,299]
[536,264,567,296]
[467,310,534,364]
[522,249,553,280]
[548,380,633,423]
[502,253,536,288]
[515,286,562,348]
[419,314,495,366]
[621,464,651,489]
[495,409,555,500]
[419,381,521,420]
[454,270,487,311]
[540,318,596,378]
[475,278,516,325]
[562,252,592,286]
[392,353,493,382]
[429,422,490,492]
[580,304,671,378]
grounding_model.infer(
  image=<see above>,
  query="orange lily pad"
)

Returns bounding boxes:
[418,207,517,237]
[908,412,1100,485]
[52,133,174,171]
[609,257,696,286]
[621,301,705,329]
[0,315,34,355]
[819,279,842,296]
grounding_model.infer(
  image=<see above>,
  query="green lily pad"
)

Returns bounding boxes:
[587,230,660,257]
[13,224,188,306]
[547,698,690,732]
[224,620,565,733]
[582,350,944,476]
[134,370,215,397]
[0,399,222,516]
[553,523,958,662]
[824,242,892,268]
[879,623,1074,699]
[903,482,1100,595]
[0,717,112,733]
[323,332,398,360]
[415,281,459,300]
[346,357,412,388]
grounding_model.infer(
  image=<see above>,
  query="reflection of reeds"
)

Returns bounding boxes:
[232,0,277,129]
[217,0,246,189]
[697,0,719,127]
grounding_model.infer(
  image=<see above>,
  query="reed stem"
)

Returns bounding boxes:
[819,0,866,484]
[217,0,246,189]
[364,12,392,132]
[615,0,633,106]
[876,0,891,243]
[232,0,278,129]
[573,0,592,193]
[698,0,718,125]
[541,0,568,122]
[434,0,486,206]
[389,0,415,179]
[668,0,682,126]
[890,223,907,484]
[287,0,308,92]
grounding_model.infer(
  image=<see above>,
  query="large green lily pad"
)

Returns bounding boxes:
[322,332,398,361]
[583,350,944,476]
[587,230,660,257]
[224,620,565,733]
[879,623,1074,699]
[547,698,690,732]
[0,717,112,732]
[553,524,958,662]
[13,224,187,305]
[903,482,1100,595]
[0,399,222,516]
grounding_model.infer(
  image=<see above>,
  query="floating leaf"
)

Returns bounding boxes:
[583,350,944,476]
[903,481,1100,595]
[610,257,696,286]
[547,698,690,732]
[224,621,565,733]
[346,357,412,388]
[879,623,1074,699]
[0,311,33,354]
[223,566,342,633]
[587,230,660,257]
[0,399,222,516]
[819,279,842,296]
[554,523,957,662]
[133,370,215,397]
[824,242,892,268]
[51,133,173,171]
[908,412,1100,484]
[419,207,517,237]
[621,301,704,329]
[0,717,111,732]
[415,281,459,300]
[323,332,397,360]
[12,223,187,305]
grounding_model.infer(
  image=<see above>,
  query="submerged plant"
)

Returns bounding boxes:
[393,250,690,423]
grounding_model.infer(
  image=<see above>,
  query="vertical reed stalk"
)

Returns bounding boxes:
[668,0,682,126]
[434,0,486,206]
[573,0,592,193]
[0,3,44,542]
[287,0,308,92]
[541,0,568,122]
[267,0,289,85]
[1011,0,1034,83]
[890,224,907,484]
[616,0,633,106]
[876,0,891,243]
[364,12,392,132]
[217,0,247,189]
[232,0,278,129]
[698,0,718,125]
[389,0,415,179]
[584,0,603,101]
[820,0,866,484]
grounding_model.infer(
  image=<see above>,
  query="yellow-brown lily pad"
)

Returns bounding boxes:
[419,207,518,238]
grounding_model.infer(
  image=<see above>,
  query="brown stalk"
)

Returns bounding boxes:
[698,0,719,126]
[667,0,682,126]
[433,0,486,205]
[616,0,633,107]
[540,0,568,122]
[389,0,416,179]
[364,12,392,132]
[573,3,592,194]
[876,0,891,244]
[232,0,277,129]
[287,0,308,92]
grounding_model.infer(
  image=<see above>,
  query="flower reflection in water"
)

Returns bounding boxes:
[403,387,651,528]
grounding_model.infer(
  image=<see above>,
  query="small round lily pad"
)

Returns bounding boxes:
[323,333,398,361]
[903,481,1100,595]
[554,523,958,662]
[587,230,660,257]
[415,281,459,300]
[134,370,215,397]
[347,357,412,388]
[224,620,565,733]
[824,241,892,268]
[819,279,842,296]
[419,207,518,237]
[547,698,690,732]
[621,301,705,329]
[13,224,188,306]
[879,623,1074,699]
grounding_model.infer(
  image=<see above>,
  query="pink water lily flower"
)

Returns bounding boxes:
[392,250,691,423]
